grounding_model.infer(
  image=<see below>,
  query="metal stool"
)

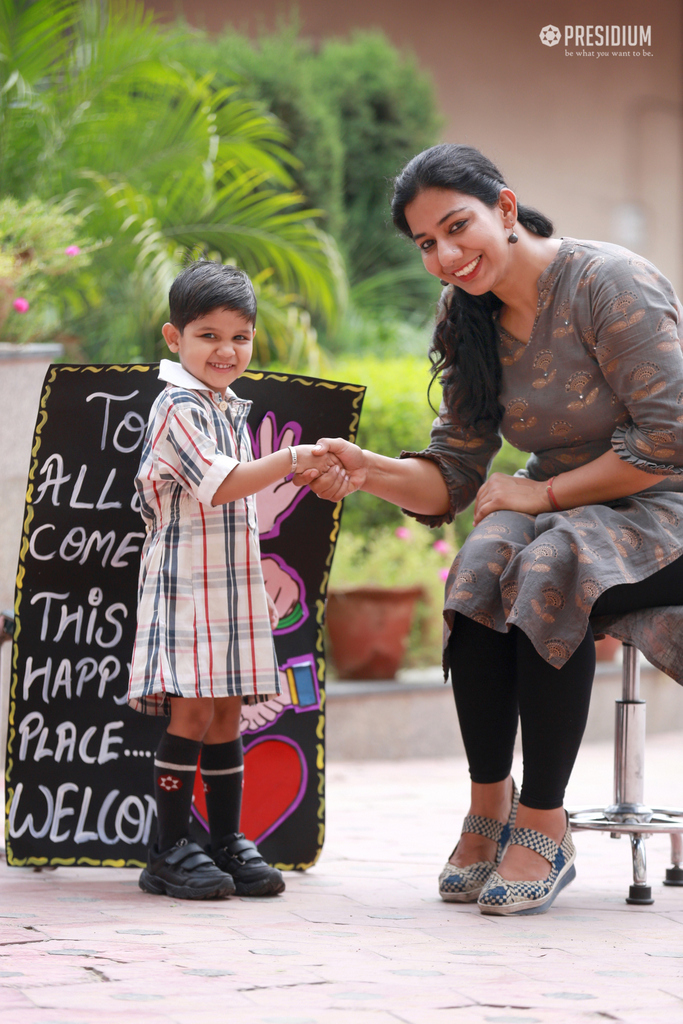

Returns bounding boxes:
[570,641,683,904]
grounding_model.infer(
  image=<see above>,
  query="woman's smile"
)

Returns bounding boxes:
[453,254,482,281]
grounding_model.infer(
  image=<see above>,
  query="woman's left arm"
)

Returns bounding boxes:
[475,252,683,525]
[473,452,667,525]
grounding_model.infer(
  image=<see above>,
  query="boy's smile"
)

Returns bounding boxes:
[162,308,255,394]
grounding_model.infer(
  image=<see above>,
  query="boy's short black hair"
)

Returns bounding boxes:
[168,261,257,332]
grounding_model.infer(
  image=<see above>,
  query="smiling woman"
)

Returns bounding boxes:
[392,145,558,428]
[303,142,683,917]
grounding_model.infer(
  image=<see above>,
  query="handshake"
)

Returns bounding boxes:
[292,438,365,502]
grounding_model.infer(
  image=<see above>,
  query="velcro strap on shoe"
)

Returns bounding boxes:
[166,842,214,868]
[462,814,504,843]
[223,834,261,858]
[508,827,559,865]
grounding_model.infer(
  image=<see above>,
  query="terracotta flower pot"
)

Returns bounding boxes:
[326,586,424,680]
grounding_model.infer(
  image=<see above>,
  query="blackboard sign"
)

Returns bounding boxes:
[5,364,363,870]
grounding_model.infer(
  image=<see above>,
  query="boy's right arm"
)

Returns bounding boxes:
[211,444,347,506]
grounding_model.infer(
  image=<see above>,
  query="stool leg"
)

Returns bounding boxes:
[626,833,654,904]
[664,832,683,886]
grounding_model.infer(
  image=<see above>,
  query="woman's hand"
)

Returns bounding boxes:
[473,473,551,525]
[293,438,368,501]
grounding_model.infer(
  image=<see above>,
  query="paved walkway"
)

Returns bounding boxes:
[2,733,683,1024]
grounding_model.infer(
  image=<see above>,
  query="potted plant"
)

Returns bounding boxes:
[326,524,454,679]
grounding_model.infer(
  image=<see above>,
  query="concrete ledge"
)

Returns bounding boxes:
[0,342,63,360]
[326,658,683,760]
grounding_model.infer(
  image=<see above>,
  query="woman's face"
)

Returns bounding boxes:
[404,187,516,294]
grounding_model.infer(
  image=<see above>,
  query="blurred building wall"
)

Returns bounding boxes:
[146,0,683,291]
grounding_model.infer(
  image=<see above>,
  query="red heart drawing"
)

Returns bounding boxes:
[191,736,307,844]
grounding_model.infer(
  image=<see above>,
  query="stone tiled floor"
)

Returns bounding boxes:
[2,733,683,1023]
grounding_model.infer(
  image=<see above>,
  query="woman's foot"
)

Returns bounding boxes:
[477,813,576,915]
[439,778,519,902]
[449,778,515,868]
[496,805,566,881]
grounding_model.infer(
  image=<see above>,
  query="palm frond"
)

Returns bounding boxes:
[0,0,79,88]
[2,0,347,365]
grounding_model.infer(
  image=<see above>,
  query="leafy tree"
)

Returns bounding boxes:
[0,1,344,364]
[314,33,440,286]
[172,25,346,241]
[169,24,443,341]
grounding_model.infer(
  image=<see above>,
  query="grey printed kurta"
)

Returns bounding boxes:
[402,239,683,684]
[128,360,280,716]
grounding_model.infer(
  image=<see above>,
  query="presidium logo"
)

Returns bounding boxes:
[539,25,561,47]
[539,23,652,57]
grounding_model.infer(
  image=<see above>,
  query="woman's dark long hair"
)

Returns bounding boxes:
[391,144,554,428]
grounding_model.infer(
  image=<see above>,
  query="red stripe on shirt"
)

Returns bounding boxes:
[158,457,192,491]
[244,505,258,696]
[176,414,214,467]
[198,500,214,697]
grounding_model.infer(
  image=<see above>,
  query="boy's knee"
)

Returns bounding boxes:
[170,698,215,739]
[211,696,242,725]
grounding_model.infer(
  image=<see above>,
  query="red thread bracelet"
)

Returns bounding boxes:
[546,476,561,512]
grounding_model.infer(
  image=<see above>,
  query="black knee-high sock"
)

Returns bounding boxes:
[153,732,202,851]
[200,738,244,851]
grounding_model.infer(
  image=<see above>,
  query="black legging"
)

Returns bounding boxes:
[450,552,683,809]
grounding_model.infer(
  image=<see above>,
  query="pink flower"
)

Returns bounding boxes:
[13,298,29,313]
[395,526,411,540]
[439,568,450,581]
[64,245,81,256]
[432,539,450,555]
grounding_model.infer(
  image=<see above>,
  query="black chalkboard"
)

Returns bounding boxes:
[5,364,363,869]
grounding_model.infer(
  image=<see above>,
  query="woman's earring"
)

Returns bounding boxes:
[508,230,519,244]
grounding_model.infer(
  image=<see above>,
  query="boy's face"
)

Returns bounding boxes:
[162,308,254,393]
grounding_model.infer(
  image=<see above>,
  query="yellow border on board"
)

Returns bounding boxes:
[5,364,365,872]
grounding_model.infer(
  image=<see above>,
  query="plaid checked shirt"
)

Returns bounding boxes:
[128,360,280,716]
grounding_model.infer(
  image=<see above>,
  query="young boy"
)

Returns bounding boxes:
[128,261,343,899]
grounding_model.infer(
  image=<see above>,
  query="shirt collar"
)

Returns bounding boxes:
[158,358,238,402]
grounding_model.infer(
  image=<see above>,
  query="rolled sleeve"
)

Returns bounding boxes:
[196,454,239,505]
[399,401,502,527]
[592,256,683,475]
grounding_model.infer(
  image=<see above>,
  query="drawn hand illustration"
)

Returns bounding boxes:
[239,654,320,733]
[253,413,307,538]
[261,554,307,633]
[240,684,292,734]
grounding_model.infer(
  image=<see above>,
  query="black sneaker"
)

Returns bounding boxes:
[212,833,285,896]
[139,838,236,900]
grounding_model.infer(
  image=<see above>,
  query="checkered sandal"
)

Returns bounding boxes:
[438,780,520,903]
[477,817,576,916]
